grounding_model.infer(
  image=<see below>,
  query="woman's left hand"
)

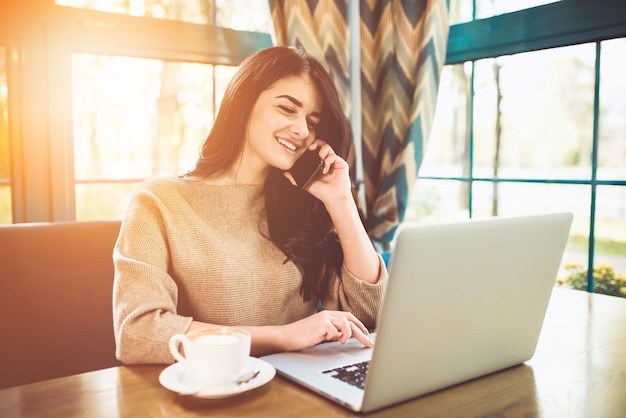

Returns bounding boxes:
[285,140,353,205]
[285,139,382,285]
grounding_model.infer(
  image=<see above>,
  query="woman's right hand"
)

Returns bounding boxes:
[278,310,373,352]
[190,311,373,358]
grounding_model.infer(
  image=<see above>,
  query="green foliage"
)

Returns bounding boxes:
[568,234,626,257]
[559,263,626,298]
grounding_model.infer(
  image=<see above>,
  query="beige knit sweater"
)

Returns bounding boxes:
[113,177,388,364]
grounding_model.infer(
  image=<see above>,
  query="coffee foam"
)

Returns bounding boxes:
[195,333,241,345]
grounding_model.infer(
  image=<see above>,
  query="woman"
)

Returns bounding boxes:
[113,46,388,364]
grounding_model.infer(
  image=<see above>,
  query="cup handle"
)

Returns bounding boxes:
[169,334,188,363]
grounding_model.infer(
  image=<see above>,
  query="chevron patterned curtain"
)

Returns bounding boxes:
[270,0,449,251]
[269,0,351,115]
[360,1,448,250]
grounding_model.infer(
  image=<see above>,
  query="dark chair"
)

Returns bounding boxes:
[0,220,122,388]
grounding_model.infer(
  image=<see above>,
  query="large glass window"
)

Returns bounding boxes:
[473,45,596,181]
[414,36,626,297]
[57,1,271,220]
[0,45,10,224]
[72,54,239,220]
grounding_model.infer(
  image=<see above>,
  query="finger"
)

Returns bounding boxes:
[334,316,353,344]
[349,322,373,348]
[283,171,297,186]
[320,151,338,175]
[343,312,369,336]
[308,138,327,150]
[324,320,341,342]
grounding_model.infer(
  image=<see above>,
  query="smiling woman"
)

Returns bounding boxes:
[112,46,388,365]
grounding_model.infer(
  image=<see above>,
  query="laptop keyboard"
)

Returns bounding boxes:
[322,360,370,389]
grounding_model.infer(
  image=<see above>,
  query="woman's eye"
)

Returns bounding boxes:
[279,105,296,114]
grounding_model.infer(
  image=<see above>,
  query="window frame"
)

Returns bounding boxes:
[447,0,626,64]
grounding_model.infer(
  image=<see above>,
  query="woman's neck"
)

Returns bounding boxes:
[188,169,267,186]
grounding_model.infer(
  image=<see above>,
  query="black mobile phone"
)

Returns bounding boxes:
[290,150,323,189]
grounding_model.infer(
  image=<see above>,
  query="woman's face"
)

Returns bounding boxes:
[244,75,323,175]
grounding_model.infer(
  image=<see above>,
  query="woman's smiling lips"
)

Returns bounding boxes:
[277,137,298,152]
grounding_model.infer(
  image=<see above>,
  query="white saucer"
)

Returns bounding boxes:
[159,357,276,399]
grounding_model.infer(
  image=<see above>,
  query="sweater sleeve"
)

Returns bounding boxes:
[323,253,388,330]
[113,181,192,365]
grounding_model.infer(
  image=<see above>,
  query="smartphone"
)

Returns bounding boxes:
[290,150,323,189]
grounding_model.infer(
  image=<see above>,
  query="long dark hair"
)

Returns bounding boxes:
[187,46,352,302]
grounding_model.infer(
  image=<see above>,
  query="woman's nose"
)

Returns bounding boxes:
[291,116,309,139]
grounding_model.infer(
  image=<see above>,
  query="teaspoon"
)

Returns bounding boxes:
[179,368,261,396]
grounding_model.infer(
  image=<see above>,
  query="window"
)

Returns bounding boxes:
[72,55,238,220]
[411,0,626,296]
[63,2,273,220]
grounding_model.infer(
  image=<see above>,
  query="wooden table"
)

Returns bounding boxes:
[2,288,625,417]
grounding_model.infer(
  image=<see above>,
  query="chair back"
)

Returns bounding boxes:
[0,220,122,388]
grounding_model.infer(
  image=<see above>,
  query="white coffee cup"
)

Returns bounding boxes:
[169,326,251,387]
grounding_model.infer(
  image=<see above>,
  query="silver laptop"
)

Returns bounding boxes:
[261,212,573,413]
